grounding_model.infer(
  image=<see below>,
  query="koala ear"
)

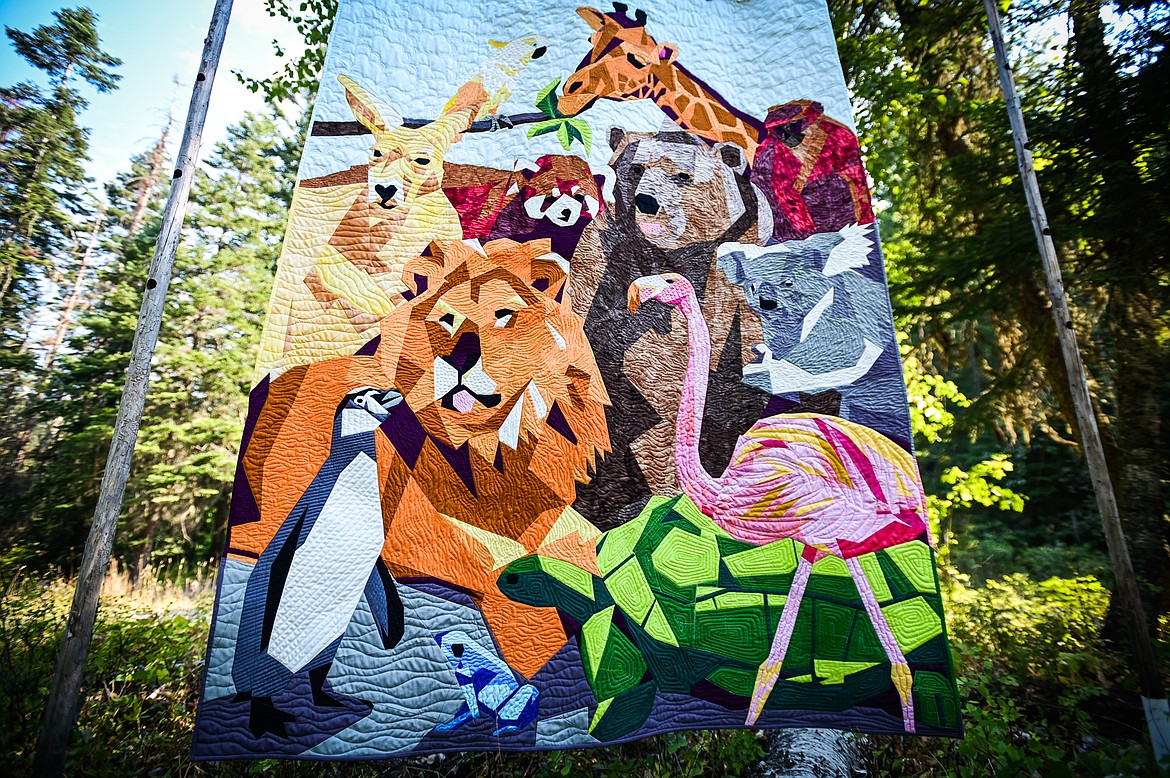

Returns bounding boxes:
[715,142,747,174]
[609,126,627,152]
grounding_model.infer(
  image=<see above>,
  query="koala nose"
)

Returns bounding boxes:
[634,193,660,215]
[374,183,398,205]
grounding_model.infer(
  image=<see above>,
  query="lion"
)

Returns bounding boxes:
[227,237,610,676]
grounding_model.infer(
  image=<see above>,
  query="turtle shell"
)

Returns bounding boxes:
[591,495,950,710]
[498,494,957,739]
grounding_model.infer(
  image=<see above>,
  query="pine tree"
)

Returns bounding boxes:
[15,112,300,571]
[834,0,1170,630]
[0,7,121,360]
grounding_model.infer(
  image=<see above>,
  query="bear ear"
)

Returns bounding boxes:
[715,142,748,174]
[609,126,627,152]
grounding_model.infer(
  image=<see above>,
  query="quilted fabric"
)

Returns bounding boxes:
[191,0,962,760]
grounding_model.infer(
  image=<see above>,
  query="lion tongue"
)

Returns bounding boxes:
[452,390,476,414]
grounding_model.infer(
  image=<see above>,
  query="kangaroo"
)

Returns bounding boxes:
[255,37,548,380]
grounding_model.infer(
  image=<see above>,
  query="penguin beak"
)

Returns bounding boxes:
[365,389,403,422]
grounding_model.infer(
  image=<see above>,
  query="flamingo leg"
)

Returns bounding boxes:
[747,556,813,725]
[846,556,915,733]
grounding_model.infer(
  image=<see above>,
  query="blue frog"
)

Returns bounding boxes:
[434,630,540,735]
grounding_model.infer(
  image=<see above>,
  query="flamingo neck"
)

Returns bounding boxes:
[673,290,721,511]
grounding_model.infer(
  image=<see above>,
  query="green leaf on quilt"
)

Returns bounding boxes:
[535,78,563,118]
[566,119,592,154]
[526,119,562,140]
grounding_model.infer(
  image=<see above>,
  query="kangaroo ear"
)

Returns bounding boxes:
[577,7,608,30]
[339,75,401,134]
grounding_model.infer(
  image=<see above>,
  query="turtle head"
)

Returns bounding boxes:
[498,555,606,627]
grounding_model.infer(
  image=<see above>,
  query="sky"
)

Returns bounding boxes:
[0,0,304,189]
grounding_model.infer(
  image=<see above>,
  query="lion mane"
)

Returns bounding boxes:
[375,237,611,539]
[228,237,609,676]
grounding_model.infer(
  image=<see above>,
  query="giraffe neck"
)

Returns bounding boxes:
[650,64,763,161]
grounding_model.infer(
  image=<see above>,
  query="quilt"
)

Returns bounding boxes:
[191,0,962,760]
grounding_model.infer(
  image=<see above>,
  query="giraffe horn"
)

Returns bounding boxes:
[635,8,647,24]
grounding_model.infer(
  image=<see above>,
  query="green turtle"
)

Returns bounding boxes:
[497,494,956,740]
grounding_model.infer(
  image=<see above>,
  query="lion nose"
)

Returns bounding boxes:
[634,193,659,215]
[445,331,482,373]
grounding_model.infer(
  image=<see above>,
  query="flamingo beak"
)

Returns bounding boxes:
[628,275,672,314]
[627,283,643,314]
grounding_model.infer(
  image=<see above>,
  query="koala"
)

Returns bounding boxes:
[717,223,911,446]
[570,127,773,527]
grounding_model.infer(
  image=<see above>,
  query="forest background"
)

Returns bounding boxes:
[0,0,1167,775]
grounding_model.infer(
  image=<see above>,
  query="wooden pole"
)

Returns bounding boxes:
[32,1,234,774]
[982,0,1169,765]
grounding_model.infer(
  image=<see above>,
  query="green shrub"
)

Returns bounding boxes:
[866,573,1164,777]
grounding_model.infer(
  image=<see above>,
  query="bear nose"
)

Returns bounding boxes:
[634,193,659,215]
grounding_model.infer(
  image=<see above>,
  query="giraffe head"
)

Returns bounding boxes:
[339,75,474,220]
[558,5,678,117]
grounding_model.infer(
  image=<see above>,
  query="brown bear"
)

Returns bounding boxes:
[570,128,772,527]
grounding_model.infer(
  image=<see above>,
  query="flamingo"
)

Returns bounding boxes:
[627,272,929,732]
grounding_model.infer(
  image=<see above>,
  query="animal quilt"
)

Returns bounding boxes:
[192,0,962,760]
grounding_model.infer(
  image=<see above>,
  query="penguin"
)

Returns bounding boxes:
[231,386,406,738]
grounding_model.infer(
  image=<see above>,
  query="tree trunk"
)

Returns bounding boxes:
[43,209,103,371]
[127,121,171,238]
[756,729,861,778]
[1067,0,1170,634]
[1105,283,1169,629]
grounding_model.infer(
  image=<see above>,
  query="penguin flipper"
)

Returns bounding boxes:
[364,558,405,649]
[260,509,309,654]
[231,504,309,696]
